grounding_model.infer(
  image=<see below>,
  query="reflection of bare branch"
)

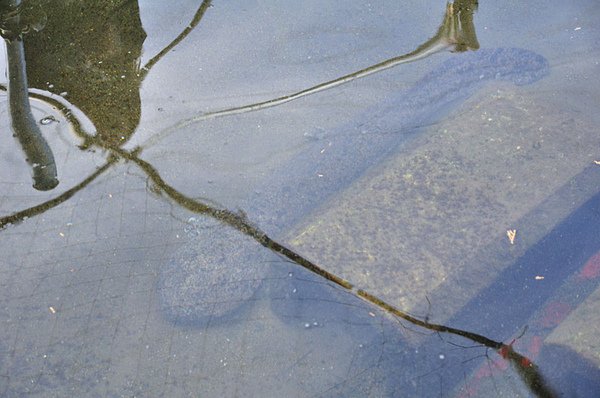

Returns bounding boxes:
[113,146,498,342]
[103,146,497,348]
[114,144,558,398]
[0,89,557,398]
[111,145,354,289]
[0,128,560,396]
[110,146,535,355]
[1,0,514,353]
[141,1,480,149]
[139,0,212,79]
[0,0,524,355]
[1,2,555,392]
[0,155,117,230]
[499,343,559,398]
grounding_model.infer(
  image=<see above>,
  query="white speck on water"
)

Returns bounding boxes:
[304,321,320,329]
[439,354,445,360]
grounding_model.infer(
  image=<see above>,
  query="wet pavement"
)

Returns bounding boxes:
[0,0,599,396]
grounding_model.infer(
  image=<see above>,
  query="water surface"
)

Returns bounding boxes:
[0,1,599,396]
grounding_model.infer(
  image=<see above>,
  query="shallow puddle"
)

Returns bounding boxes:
[1,1,599,396]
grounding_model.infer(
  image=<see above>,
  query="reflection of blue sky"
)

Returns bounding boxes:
[133,2,452,203]
[138,0,200,64]
[0,1,599,395]
[136,1,439,111]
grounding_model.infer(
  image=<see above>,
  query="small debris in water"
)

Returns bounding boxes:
[506,229,517,244]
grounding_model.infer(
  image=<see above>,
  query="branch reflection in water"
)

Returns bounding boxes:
[0,1,566,396]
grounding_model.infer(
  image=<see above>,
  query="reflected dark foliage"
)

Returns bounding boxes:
[22,0,146,146]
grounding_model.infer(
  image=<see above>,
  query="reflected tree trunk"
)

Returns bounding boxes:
[1,0,58,190]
